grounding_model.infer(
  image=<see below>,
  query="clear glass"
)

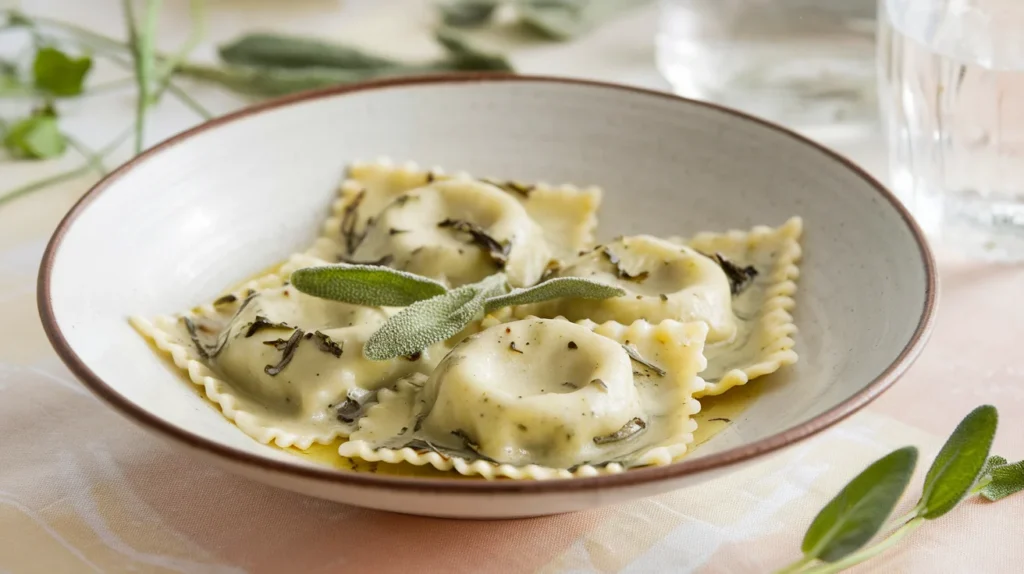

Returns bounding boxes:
[656,0,878,140]
[879,0,1024,260]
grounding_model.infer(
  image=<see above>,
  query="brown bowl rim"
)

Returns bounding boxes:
[37,73,938,495]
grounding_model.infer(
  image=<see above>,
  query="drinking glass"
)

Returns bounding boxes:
[656,0,878,140]
[879,0,1024,260]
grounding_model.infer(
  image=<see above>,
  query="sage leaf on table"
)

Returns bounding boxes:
[800,446,918,563]
[434,28,514,71]
[980,459,1024,502]
[219,32,399,70]
[484,277,625,312]
[3,108,66,159]
[291,264,448,307]
[916,404,997,519]
[32,46,93,96]
[439,0,501,27]
[518,0,652,40]
[364,274,506,361]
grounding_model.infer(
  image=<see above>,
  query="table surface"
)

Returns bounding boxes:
[2,1,1022,573]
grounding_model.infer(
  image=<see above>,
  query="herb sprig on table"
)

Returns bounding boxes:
[0,2,512,206]
[289,264,624,360]
[774,405,1024,573]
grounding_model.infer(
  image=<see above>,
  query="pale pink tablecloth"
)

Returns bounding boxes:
[1,170,1023,574]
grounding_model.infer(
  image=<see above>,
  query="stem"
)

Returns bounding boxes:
[123,0,162,154]
[0,164,91,207]
[153,0,203,101]
[774,555,815,574]
[801,518,926,574]
[65,135,108,175]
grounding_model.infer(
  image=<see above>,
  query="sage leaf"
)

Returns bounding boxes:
[291,264,448,307]
[434,28,514,71]
[32,47,92,96]
[800,446,918,563]
[917,404,998,519]
[364,274,505,361]
[3,110,66,159]
[483,277,625,312]
[218,33,399,70]
[517,0,652,41]
[439,1,501,27]
[979,454,1007,478]
[176,62,421,97]
[981,459,1024,502]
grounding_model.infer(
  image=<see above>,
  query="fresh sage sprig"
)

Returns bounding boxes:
[289,264,624,360]
[439,0,653,41]
[291,264,448,307]
[776,405,1023,573]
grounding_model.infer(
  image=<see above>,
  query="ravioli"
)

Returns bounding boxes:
[130,253,448,449]
[673,217,803,397]
[513,235,737,343]
[338,317,707,479]
[310,159,602,271]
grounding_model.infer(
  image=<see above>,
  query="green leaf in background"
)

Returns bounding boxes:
[32,47,93,96]
[291,264,448,307]
[800,446,918,563]
[917,404,998,519]
[219,32,400,70]
[981,459,1024,502]
[434,28,514,71]
[3,109,66,159]
[363,274,507,360]
[517,0,651,41]
[439,0,501,27]
[483,276,625,312]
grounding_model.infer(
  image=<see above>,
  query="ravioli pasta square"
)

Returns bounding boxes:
[130,252,450,450]
[674,216,802,397]
[337,317,707,480]
[308,159,602,287]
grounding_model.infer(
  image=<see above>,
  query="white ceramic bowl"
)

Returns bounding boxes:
[38,75,936,518]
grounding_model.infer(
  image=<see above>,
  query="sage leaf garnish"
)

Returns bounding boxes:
[264,328,303,376]
[980,459,1024,502]
[437,218,511,268]
[336,388,378,423]
[707,251,758,296]
[916,404,997,519]
[593,417,645,445]
[291,264,448,307]
[622,344,666,376]
[340,189,366,254]
[483,277,625,312]
[182,316,211,359]
[800,446,918,563]
[363,274,505,361]
[243,316,292,338]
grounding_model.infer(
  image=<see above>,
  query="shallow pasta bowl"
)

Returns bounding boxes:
[38,74,936,518]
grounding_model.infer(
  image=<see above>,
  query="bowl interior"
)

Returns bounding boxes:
[42,78,932,478]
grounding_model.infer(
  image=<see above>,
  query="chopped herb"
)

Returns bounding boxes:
[340,189,366,254]
[336,388,378,423]
[562,381,578,389]
[262,337,290,350]
[404,351,422,361]
[389,228,409,235]
[659,294,669,302]
[590,378,609,391]
[213,294,238,306]
[182,316,211,359]
[622,344,666,376]
[517,423,528,431]
[707,251,758,295]
[398,426,408,434]
[451,428,484,454]
[567,341,578,350]
[412,413,426,432]
[708,417,732,423]
[394,194,418,206]
[338,253,394,267]
[264,328,304,376]
[410,247,424,256]
[437,218,511,268]
[304,332,313,339]
[244,315,292,338]
[601,246,649,282]
[593,417,646,445]
[509,341,524,354]
[480,177,534,197]
[312,331,343,357]
[425,171,436,183]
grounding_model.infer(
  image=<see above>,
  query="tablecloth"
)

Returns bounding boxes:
[2,1,1023,572]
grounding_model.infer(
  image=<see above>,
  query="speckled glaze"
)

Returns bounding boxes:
[38,75,936,518]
